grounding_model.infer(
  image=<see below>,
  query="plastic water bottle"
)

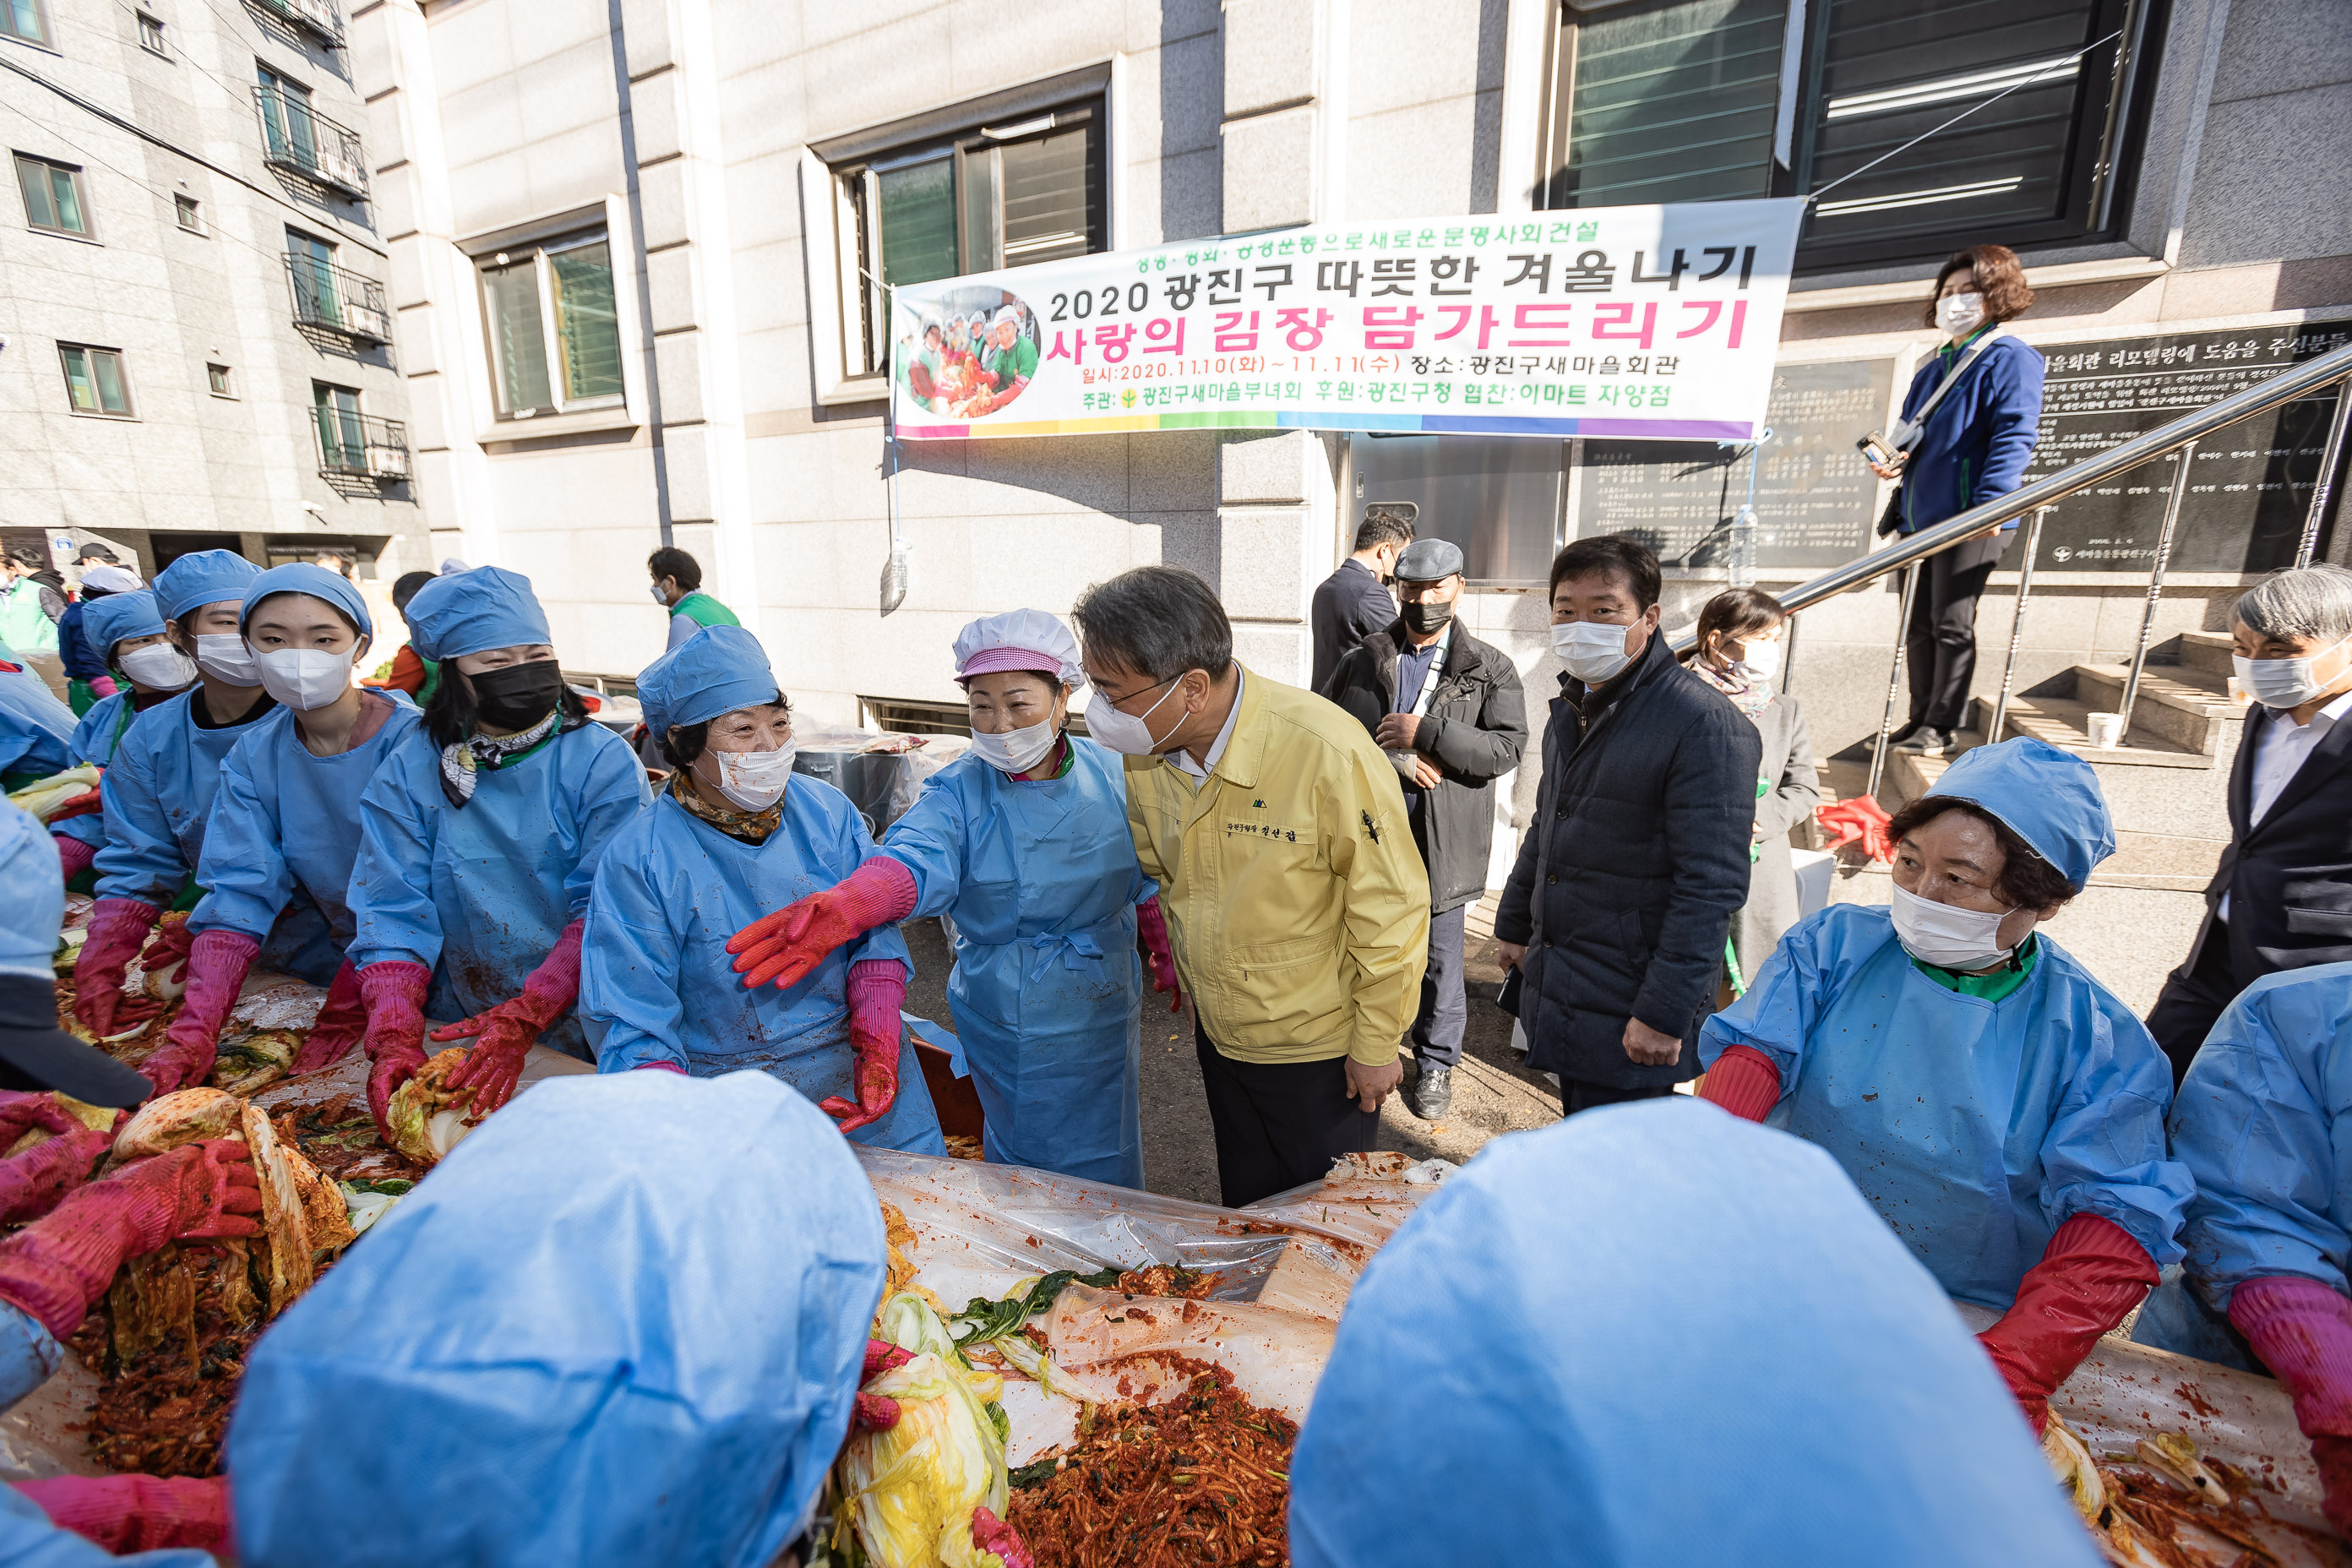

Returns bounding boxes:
[1728,504,1758,588]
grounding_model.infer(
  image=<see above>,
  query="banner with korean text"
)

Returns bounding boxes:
[888,198,1806,442]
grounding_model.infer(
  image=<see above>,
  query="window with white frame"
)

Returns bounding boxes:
[475,230,624,419]
[1,0,49,46]
[59,345,132,416]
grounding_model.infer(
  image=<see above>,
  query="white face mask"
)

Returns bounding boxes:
[116,644,198,692]
[651,583,670,605]
[2235,634,2351,710]
[253,646,357,710]
[1732,636,1782,683]
[700,743,797,810]
[193,633,260,685]
[969,715,1059,774]
[1936,291,1986,339]
[1889,881,2018,972]
[1552,619,1636,685]
[1086,678,1182,757]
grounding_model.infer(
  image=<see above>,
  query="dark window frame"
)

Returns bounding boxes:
[14,151,92,237]
[57,343,134,417]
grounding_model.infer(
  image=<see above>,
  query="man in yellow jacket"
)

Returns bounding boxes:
[1072,566,1431,1206]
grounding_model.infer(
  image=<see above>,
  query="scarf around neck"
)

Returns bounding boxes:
[438,706,575,808]
[667,766,783,844]
[1692,656,1774,721]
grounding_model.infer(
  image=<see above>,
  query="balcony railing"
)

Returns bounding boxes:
[286,254,390,343]
[253,86,367,198]
[248,0,340,43]
[314,411,409,482]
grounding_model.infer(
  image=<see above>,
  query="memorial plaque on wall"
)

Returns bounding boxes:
[2008,321,2349,574]
[1574,357,1896,571]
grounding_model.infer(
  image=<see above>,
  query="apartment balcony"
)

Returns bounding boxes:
[248,0,340,44]
[286,255,391,343]
[315,412,409,482]
[254,87,368,198]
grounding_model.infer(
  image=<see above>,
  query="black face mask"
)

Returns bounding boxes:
[469,659,565,730]
[1401,600,1455,635]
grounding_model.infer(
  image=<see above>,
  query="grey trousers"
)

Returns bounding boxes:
[1408,903,1467,1069]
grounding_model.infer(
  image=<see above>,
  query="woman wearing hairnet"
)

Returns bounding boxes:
[582,626,945,1153]
[0,642,76,792]
[1699,737,2192,1433]
[2131,964,2352,1538]
[132,565,420,1097]
[49,591,197,887]
[729,610,1175,1187]
[346,567,649,1135]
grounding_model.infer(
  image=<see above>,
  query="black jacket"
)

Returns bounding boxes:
[1320,618,1528,913]
[1494,630,1761,1088]
[2194,701,2352,976]
[1309,558,1395,693]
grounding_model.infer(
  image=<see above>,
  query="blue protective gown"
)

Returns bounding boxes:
[2133,964,2352,1369]
[190,699,421,983]
[0,662,74,783]
[1699,904,2191,1309]
[880,738,1151,1186]
[95,689,274,904]
[52,692,152,855]
[348,722,650,1058]
[582,780,945,1155]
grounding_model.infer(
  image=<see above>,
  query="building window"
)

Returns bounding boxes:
[476,231,623,418]
[59,345,132,416]
[14,154,88,236]
[820,82,1107,378]
[174,193,202,231]
[206,362,233,396]
[136,12,166,53]
[2,0,49,46]
[1536,0,2153,270]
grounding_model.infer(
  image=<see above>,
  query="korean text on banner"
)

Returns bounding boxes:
[888,199,1806,444]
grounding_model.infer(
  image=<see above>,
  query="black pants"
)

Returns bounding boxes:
[1195,1024,1380,1208]
[1559,1079,1677,1117]
[2146,920,2242,1089]
[1903,531,2007,732]
[1407,904,1467,1070]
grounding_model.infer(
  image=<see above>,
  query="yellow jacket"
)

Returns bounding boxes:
[1124,666,1430,1066]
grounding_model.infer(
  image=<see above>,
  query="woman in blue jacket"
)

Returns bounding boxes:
[1870,242,2045,760]
[51,590,198,888]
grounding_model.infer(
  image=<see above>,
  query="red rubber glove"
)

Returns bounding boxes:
[0,1124,117,1228]
[1699,1044,1782,1122]
[71,898,161,1038]
[15,1473,233,1556]
[434,920,584,1113]
[1135,896,1182,1013]
[854,1338,915,1432]
[1976,1212,2159,1435]
[0,1141,259,1339]
[970,1506,1033,1568]
[727,858,917,992]
[53,834,95,884]
[821,960,904,1135]
[45,788,101,825]
[0,1092,81,1151]
[2230,1274,2352,1538]
[291,960,366,1074]
[358,961,433,1141]
[135,928,259,1097]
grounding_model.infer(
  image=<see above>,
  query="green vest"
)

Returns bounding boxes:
[669,591,740,630]
[0,580,59,655]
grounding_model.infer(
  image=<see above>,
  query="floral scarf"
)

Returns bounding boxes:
[667,767,782,845]
[1691,655,1774,721]
[438,707,580,808]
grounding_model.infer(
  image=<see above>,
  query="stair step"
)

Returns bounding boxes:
[2177,629,2236,678]
[2069,662,2246,755]
[1982,691,2215,766]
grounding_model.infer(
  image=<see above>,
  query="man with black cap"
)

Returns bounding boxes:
[1320,537,1527,1119]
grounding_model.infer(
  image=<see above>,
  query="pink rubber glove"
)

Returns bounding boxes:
[822,960,904,1135]
[633,1061,689,1075]
[135,928,259,1097]
[727,858,917,992]
[1700,1044,1782,1122]
[137,914,195,999]
[2231,1273,2352,1536]
[1135,896,1182,1013]
[359,961,433,1141]
[0,1141,259,1339]
[53,835,95,884]
[0,1092,80,1151]
[84,675,120,701]
[15,1473,232,1556]
[855,1337,913,1431]
[1977,1213,2159,1435]
[71,898,161,1038]
[0,1124,117,1228]
[435,920,583,1113]
[291,961,366,1075]
[970,1506,1033,1568]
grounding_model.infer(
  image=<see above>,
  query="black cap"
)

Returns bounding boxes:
[73,543,119,563]
[0,977,157,1108]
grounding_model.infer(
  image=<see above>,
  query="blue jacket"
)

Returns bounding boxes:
[56,600,106,681]
[1897,330,2045,534]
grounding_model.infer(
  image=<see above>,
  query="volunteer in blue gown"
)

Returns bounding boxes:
[728,610,1177,1187]
[51,591,199,886]
[348,566,649,1134]
[1699,737,2192,1433]
[136,565,420,1096]
[2133,964,2352,1538]
[0,640,75,791]
[1288,1101,2099,1566]
[582,625,945,1154]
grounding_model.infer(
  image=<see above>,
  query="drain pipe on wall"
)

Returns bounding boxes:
[606,0,672,547]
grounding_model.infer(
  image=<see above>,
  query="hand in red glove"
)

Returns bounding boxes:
[821,961,905,1135]
[358,961,433,1141]
[71,898,161,1038]
[138,914,195,998]
[0,1124,116,1228]
[15,1473,233,1556]
[1135,896,1182,1014]
[1976,1212,2158,1435]
[134,928,259,1097]
[2230,1274,2352,1538]
[1699,1044,1783,1123]
[54,834,95,884]
[852,1338,915,1432]
[969,1506,1034,1568]
[727,858,917,993]
[435,921,583,1114]
[0,1141,259,1339]
[289,961,366,1075]
[0,1092,79,1151]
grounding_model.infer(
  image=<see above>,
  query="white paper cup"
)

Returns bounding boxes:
[2085,711,2125,749]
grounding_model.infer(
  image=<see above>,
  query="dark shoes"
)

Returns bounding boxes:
[1892,726,1951,757]
[1409,1064,1453,1121]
